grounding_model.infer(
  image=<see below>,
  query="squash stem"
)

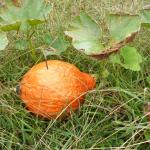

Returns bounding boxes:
[27,29,37,61]
[29,39,37,61]
[44,56,49,70]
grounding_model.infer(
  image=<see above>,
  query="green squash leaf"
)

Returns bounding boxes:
[21,0,51,21]
[65,12,104,55]
[39,34,69,56]
[107,14,141,42]
[0,0,51,31]
[43,33,53,45]
[15,39,29,50]
[121,46,142,71]
[0,5,21,31]
[140,9,150,27]
[51,36,70,53]
[0,32,8,50]
[111,46,142,71]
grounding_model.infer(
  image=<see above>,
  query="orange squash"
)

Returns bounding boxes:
[18,60,96,118]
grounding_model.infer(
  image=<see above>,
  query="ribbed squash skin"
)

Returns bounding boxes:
[19,60,95,118]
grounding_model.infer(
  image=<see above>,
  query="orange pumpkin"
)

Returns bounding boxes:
[18,60,95,118]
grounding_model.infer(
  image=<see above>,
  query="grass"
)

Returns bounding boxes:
[0,0,150,149]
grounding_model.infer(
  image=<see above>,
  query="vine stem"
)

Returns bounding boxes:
[27,29,37,61]
[29,39,37,61]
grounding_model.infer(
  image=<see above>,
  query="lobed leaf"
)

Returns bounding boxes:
[107,14,141,42]
[65,12,104,55]
[140,8,150,27]
[39,34,70,57]
[15,39,29,50]
[110,46,142,71]
[0,5,21,31]
[0,0,51,31]
[91,32,137,59]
